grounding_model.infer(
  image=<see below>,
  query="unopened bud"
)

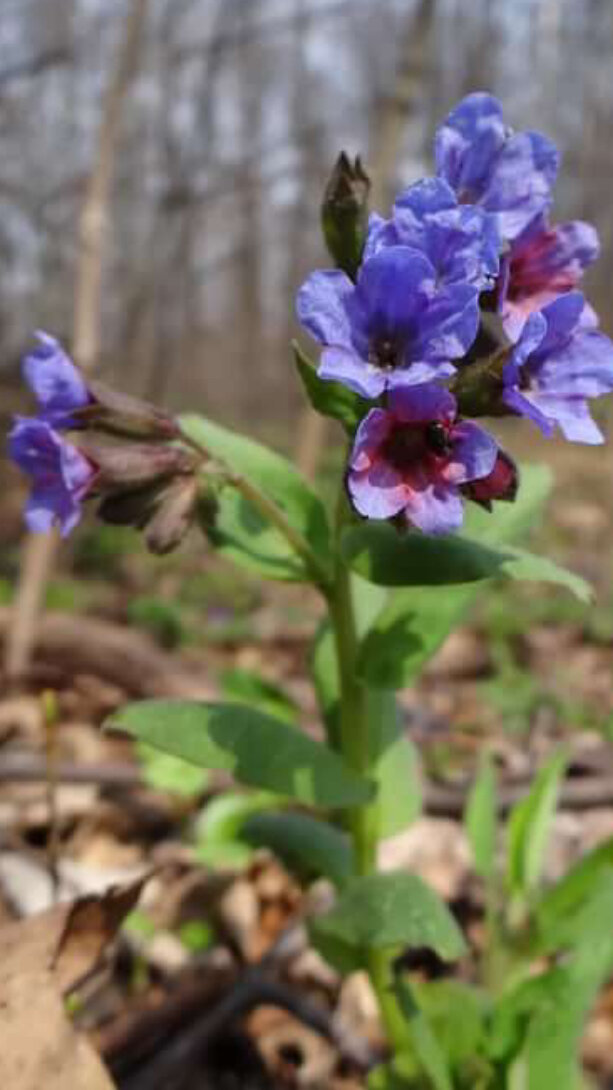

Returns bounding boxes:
[321,152,371,280]
[463,450,519,511]
[78,380,179,441]
[79,439,197,493]
[144,475,199,555]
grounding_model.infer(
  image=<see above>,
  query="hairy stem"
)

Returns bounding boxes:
[328,486,411,1056]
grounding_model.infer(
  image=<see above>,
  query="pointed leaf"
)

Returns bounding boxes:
[465,755,498,881]
[342,523,591,600]
[311,872,466,971]
[392,976,454,1090]
[535,837,613,940]
[292,340,368,431]
[507,750,567,897]
[108,701,373,809]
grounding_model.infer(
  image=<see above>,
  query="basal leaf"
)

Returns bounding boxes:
[108,701,373,809]
[535,837,613,942]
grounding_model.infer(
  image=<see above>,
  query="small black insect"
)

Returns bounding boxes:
[424,421,451,455]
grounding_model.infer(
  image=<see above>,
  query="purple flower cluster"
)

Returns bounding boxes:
[298,92,613,534]
[9,334,97,535]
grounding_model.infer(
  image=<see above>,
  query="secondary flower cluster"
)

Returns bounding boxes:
[297,92,613,534]
[9,333,200,549]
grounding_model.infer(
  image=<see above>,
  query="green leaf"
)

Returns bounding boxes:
[292,341,369,432]
[357,583,476,689]
[195,790,280,846]
[311,614,421,836]
[507,750,567,898]
[357,465,558,689]
[136,742,209,798]
[413,979,490,1077]
[311,872,466,973]
[109,701,373,809]
[464,754,498,881]
[523,936,613,1090]
[533,871,613,955]
[368,688,422,836]
[220,668,299,725]
[393,976,454,1090]
[342,523,591,601]
[243,811,353,888]
[535,837,613,941]
[180,413,332,582]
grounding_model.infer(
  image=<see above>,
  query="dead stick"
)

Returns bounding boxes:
[5,0,150,681]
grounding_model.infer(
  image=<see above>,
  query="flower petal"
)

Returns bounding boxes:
[404,482,465,535]
[296,269,354,347]
[389,383,456,424]
[350,247,435,344]
[318,346,385,399]
[414,281,479,362]
[23,331,90,425]
[445,421,498,484]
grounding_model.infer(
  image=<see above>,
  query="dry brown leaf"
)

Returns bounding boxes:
[0,876,148,1090]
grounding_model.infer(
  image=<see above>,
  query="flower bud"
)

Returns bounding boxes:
[144,475,199,555]
[463,450,519,510]
[80,380,179,441]
[321,152,371,280]
[78,439,197,493]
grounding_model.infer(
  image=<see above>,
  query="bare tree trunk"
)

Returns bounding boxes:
[294,0,435,480]
[5,0,150,681]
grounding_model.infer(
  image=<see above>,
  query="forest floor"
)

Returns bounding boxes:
[1,423,613,1090]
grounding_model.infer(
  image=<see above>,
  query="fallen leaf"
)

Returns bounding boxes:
[0,876,149,1089]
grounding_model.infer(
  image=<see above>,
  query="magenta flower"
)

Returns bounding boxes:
[8,418,97,535]
[462,449,518,511]
[499,215,599,340]
[435,93,559,242]
[346,385,497,534]
[502,292,613,444]
[296,246,479,399]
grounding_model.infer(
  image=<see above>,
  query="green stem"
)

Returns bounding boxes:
[327,486,412,1056]
[178,426,331,590]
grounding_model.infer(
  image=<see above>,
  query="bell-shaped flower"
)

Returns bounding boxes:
[499,215,599,340]
[502,292,613,443]
[296,246,479,399]
[23,331,91,428]
[346,384,497,534]
[435,93,559,242]
[364,177,500,289]
[8,418,97,536]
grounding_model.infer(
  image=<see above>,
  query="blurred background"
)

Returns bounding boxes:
[1,0,612,433]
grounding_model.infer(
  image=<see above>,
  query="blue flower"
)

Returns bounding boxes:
[347,384,497,534]
[435,93,559,242]
[502,292,613,444]
[23,331,90,428]
[364,177,500,289]
[296,246,479,399]
[8,418,96,535]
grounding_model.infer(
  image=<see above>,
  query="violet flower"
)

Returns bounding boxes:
[296,246,479,399]
[346,384,497,534]
[435,92,559,242]
[499,215,599,340]
[23,331,91,428]
[502,292,613,443]
[8,417,96,535]
[364,177,500,289]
